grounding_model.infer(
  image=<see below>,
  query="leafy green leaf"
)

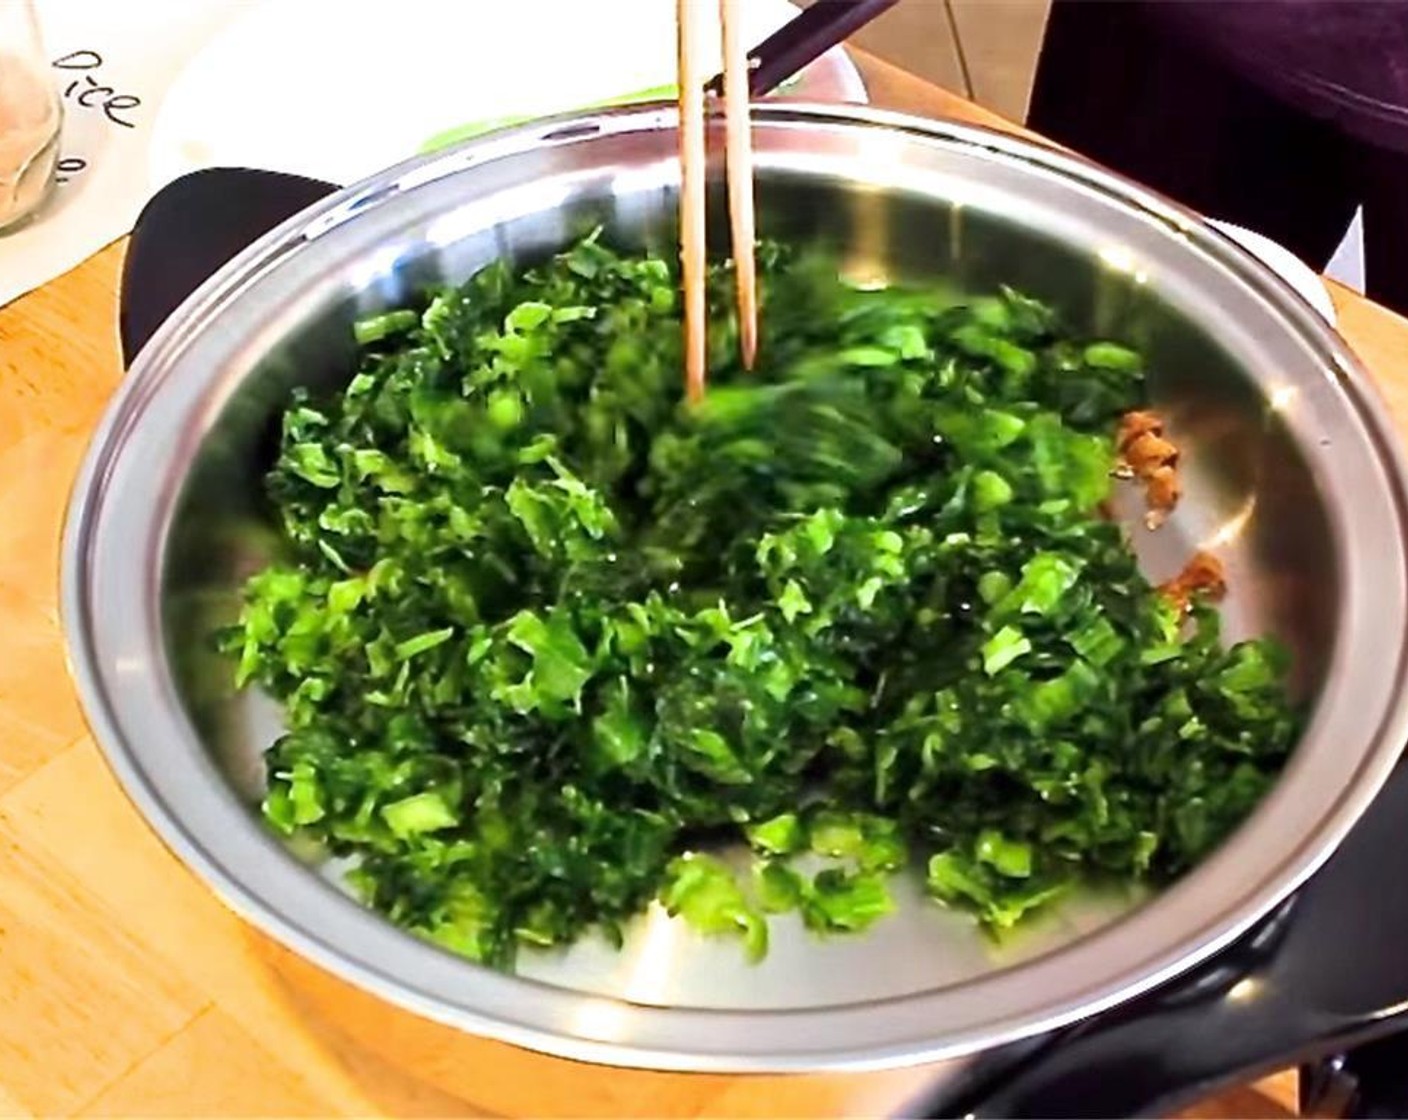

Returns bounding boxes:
[747,813,806,856]
[661,854,767,961]
[382,791,458,838]
[983,626,1033,675]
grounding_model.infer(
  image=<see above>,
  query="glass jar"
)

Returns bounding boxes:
[0,0,61,233]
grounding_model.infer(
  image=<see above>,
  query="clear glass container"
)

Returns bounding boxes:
[0,0,60,233]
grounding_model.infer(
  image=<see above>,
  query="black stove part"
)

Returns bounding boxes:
[1301,1054,1359,1118]
[1303,1031,1408,1119]
[119,168,337,365]
[913,899,1299,1118]
[927,758,1408,1118]
[119,165,1408,1120]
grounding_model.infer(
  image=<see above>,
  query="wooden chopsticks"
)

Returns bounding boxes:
[720,0,758,373]
[677,0,709,404]
[677,0,758,403]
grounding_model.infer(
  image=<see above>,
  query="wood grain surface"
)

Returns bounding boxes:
[4,52,1391,1117]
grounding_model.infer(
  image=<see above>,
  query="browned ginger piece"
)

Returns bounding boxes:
[1118,409,1181,528]
[1117,413,1226,612]
[1159,550,1227,612]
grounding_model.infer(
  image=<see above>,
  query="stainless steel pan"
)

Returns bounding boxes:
[62,104,1408,1074]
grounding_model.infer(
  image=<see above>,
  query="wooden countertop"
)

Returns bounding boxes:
[0,52,1401,1118]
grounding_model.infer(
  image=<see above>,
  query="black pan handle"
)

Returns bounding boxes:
[924,757,1408,1117]
[120,168,338,365]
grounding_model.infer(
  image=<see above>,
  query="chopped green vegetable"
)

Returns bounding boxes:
[661,854,768,961]
[801,868,895,933]
[227,233,1301,970]
[975,828,1033,878]
[982,625,1033,675]
[382,791,458,838]
[353,309,420,346]
[755,861,805,913]
[747,813,806,856]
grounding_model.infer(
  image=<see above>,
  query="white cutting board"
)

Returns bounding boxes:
[147,0,867,190]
